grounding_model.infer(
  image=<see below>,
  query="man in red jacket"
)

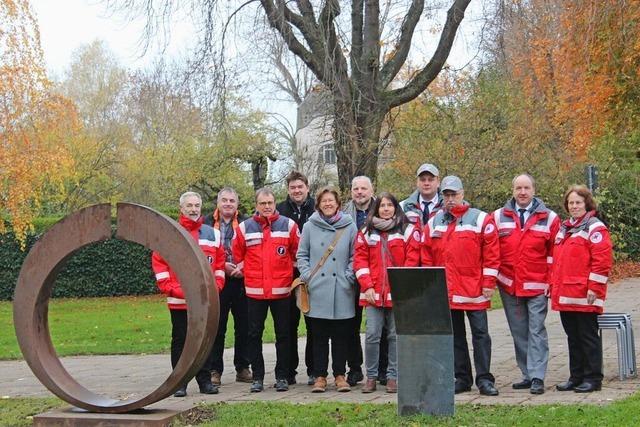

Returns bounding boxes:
[493,174,560,395]
[152,191,226,397]
[421,176,500,396]
[233,187,300,393]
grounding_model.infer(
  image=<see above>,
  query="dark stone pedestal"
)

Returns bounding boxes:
[388,267,454,416]
[33,407,186,426]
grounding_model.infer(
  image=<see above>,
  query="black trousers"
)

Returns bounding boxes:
[288,293,314,378]
[451,309,494,387]
[247,297,290,381]
[560,311,603,384]
[308,317,352,378]
[346,298,388,377]
[170,310,210,385]
[207,277,250,374]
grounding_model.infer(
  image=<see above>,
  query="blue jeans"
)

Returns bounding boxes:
[365,306,397,380]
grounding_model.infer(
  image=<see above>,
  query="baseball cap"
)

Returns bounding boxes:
[440,176,463,192]
[416,163,439,177]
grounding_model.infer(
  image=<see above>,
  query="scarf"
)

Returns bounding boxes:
[322,210,343,225]
[372,216,401,231]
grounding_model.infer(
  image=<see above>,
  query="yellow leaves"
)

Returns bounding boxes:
[1,0,75,248]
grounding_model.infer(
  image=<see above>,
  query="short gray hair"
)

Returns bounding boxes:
[255,187,275,202]
[512,174,536,190]
[179,191,202,206]
[351,175,373,189]
[217,186,238,199]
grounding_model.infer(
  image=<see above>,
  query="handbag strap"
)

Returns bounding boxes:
[306,227,348,283]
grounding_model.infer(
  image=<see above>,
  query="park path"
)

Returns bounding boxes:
[2,278,639,409]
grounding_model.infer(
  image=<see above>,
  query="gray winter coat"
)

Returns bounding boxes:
[296,211,358,320]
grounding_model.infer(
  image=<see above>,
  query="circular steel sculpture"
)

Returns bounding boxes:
[13,203,219,413]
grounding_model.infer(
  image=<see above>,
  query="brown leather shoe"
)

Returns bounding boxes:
[211,371,221,386]
[311,376,327,393]
[362,378,377,393]
[386,379,397,393]
[235,368,252,383]
[335,375,351,392]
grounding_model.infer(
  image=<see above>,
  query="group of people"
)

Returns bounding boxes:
[151,163,613,398]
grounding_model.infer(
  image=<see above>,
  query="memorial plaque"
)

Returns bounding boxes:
[388,267,454,416]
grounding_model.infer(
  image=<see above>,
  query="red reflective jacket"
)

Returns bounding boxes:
[152,215,225,310]
[551,211,613,314]
[421,204,500,310]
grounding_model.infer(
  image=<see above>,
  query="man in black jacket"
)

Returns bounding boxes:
[276,171,315,385]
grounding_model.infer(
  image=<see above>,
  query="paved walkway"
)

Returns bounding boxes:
[2,278,640,409]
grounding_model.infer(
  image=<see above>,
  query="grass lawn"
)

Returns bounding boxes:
[0,295,306,360]
[2,395,640,427]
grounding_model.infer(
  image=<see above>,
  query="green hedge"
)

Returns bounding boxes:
[0,230,156,301]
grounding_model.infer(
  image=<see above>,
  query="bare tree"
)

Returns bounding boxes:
[108,0,472,192]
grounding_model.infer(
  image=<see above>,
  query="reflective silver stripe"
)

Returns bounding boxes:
[244,232,263,240]
[272,287,291,295]
[499,222,516,229]
[558,296,604,307]
[483,268,498,277]
[359,292,381,300]
[245,287,265,295]
[433,225,448,233]
[455,224,482,233]
[167,297,186,305]
[589,221,605,233]
[523,282,548,291]
[388,233,404,241]
[365,234,381,244]
[155,272,170,280]
[271,231,290,238]
[530,224,550,233]
[198,239,217,247]
[387,293,392,301]
[355,268,370,278]
[403,224,415,241]
[452,294,489,304]
[215,270,225,278]
[497,272,513,286]
[589,272,608,284]
[547,256,553,264]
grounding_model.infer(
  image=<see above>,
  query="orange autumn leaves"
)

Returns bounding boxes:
[1,0,77,246]
[504,0,640,156]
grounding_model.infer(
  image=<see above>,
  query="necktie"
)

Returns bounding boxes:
[518,208,527,229]
[422,201,430,225]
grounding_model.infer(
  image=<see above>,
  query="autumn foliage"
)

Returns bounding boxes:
[0,0,76,245]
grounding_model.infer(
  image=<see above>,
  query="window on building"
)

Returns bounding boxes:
[323,144,336,165]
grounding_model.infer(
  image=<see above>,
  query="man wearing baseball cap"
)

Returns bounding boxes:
[420,176,501,396]
[400,163,443,228]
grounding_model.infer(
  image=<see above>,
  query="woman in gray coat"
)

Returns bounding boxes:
[297,186,358,393]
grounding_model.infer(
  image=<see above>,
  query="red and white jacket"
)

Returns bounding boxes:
[493,198,560,297]
[152,215,225,310]
[421,204,500,310]
[233,212,299,300]
[551,211,613,314]
[354,223,421,308]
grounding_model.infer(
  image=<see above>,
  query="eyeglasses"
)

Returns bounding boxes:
[257,201,275,206]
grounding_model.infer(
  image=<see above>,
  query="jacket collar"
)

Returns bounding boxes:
[253,212,280,227]
[179,214,203,232]
[212,208,239,230]
[505,197,546,214]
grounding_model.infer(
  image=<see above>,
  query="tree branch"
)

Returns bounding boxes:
[387,0,471,108]
[379,0,425,88]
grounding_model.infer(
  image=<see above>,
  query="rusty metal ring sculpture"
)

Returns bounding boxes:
[13,203,219,413]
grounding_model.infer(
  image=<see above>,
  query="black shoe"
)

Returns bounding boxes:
[198,381,219,394]
[512,379,532,389]
[275,378,289,392]
[250,380,264,393]
[377,375,388,386]
[478,382,499,396]
[286,376,297,385]
[454,381,472,394]
[574,382,601,393]
[530,378,544,395]
[173,385,187,397]
[556,380,580,392]
[347,370,364,387]
[307,375,317,386]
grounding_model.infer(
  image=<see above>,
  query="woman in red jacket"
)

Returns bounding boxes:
[551,185,613,393]
[353,192,420,393]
